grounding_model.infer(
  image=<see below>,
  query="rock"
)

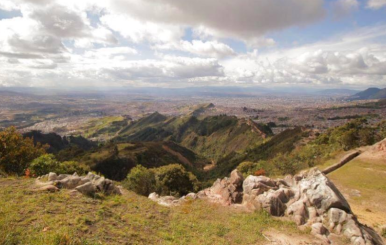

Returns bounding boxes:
[75,182,96,195]
[311,223,328,236]
[149,192,159,201]
[48,172,58,181]
[185,193,197,200]
[37,185,59,192]
[148,193,181,207]
[299,169,351,215]
[230,169,244,186]
[205,169,244,205]
[37,172,121,196]
[243,175,277,195]
[58,176,81,189]
[287,199,308,225]
[257,190,286,216]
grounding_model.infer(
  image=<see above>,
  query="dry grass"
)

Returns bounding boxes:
[0,178,305,245]
[325,155,386,231]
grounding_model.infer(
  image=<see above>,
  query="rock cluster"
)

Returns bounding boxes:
[149,168,384,245]
[36,172,121,196]
[148,192,197,207]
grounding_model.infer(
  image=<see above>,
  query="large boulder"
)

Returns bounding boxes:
[204,169,244,205]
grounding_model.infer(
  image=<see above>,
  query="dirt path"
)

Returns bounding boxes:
[322,150,361,175]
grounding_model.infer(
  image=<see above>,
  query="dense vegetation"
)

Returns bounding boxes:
[0,127,46,176]
[123,164,200,196]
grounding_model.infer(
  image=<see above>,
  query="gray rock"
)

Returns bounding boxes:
[48,172,58,181]
[75,182,96,195]
[38,172,120,196]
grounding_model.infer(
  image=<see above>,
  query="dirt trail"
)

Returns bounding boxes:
[322,150,361,175]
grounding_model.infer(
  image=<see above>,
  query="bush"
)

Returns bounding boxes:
[60,161,90,175]
[0,127,46,175]
[30,154,89,176]
[124,164,199,197]
[237,161,262,176]
[29,154,61,176]
[153,164,195,196]
[124,165,156,196]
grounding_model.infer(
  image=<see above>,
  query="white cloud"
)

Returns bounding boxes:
[84,47,137,61]
[221,25,386,86]
[155,40,236,58]
[367,0,386,9]
[0,0,385,88]
[101,14,184,44]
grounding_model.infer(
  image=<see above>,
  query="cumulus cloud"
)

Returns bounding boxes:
[101,14,184,44]
[108,0,325,40]
[155,40,236,58]
[0,0,385,87]
[221,25,386,86]
[367,0,386,9]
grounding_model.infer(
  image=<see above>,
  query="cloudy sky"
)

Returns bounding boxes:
[0,0,386,89]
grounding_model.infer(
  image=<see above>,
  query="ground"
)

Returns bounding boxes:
[319,143,386,238]
[0,178,318,245]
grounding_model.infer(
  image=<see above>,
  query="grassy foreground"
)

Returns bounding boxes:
[0,178,304,245]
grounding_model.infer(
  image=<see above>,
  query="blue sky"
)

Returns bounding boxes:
[0,0,385,89]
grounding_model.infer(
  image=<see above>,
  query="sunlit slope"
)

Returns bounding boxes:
[0,178,314,245]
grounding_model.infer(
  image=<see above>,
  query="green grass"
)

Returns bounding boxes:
[0,178,304,245]
[325,157,386,229]
[82,116,127,139]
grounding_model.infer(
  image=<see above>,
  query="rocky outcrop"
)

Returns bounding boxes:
[36,172,121,196]
[239,168,383,244]
[149,168,384,244]
[194,169,244,206]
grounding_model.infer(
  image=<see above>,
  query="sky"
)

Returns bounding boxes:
[0,0,385,89]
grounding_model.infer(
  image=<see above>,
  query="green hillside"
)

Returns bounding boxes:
[57,141,208,181]
[114,113,273,161]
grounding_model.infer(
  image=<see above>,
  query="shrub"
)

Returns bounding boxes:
[29,154,61,176]
[237,161,262,176]
[153,164,195,196]
[0,127,46,175]
[60,161,90,175]
[124,165,156,196]
[30,154,89,176]
[124,164,199,197]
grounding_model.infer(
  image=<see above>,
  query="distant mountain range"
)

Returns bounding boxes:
[348,87,386,100]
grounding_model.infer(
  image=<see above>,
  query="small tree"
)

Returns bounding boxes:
[237,161,262,176]
[0,127,46,175]
[29,154,61,176]
[153,164,194,196]
[30,154,90,176]
[124,165,156,196]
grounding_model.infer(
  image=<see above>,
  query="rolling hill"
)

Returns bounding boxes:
[114,112,273,161]
[349,87,386,100]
